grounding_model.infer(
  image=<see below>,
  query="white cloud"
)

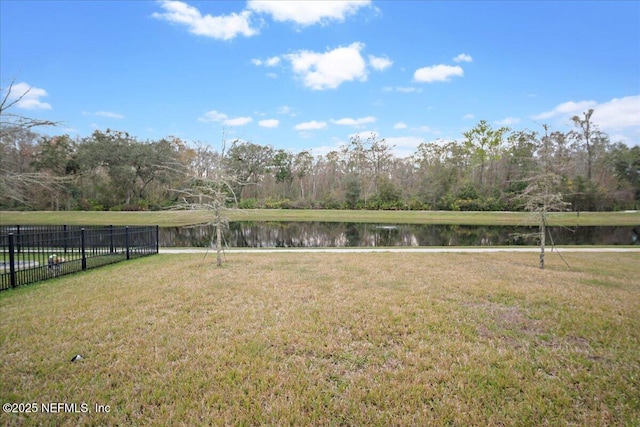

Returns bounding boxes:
[295,120,327,131]
[252,56,281,67]
[285,42,368,90]
[414,125,437,133]
[198,110,228,123]
[588,96,640,131]
[495,117,520,126]
[247,0,371,26]
[95,111,124,119]
[278,42,389,90]
[453,53,473,63]
[258,119,279,128]
[62,126,78,134]
[383,86,421,93]
[532,95,640,143]
[394,122,407,129]
[532,100,597,120]
[414,64,464,83]
[152,1,257,40]
[396,86,420,93]
[223,116,252,126]
[297,131,315,139]
[6,82,51,110]
[386,136,425,158]
[277,105,292,115]
[198,110,251,126]
[463,113,475,120]
[265,56,281,66]
[609,134,637,145]
[332,116,376,126]
[368,54,392,71]
[309,144,341,157]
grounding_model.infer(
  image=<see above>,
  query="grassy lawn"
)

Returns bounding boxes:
[1,252,639,426]
[2,209,639,226]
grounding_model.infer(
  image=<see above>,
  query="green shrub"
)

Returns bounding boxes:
[238,198,259,209]
[264,197,292,209]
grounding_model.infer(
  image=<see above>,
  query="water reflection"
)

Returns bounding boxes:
[159,222,638,248]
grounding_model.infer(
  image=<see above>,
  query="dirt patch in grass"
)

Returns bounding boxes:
[1,252,639,426]
[469,300,598,359]
[471,301,542,339]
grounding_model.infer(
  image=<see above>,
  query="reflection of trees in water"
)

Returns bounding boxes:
[344,224,360,246]
[159,223,636,248]
[161,224,217,248]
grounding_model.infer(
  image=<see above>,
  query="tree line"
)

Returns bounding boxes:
[1,113,639,212]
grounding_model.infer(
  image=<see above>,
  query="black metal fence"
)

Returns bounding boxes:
[1,225,159,291]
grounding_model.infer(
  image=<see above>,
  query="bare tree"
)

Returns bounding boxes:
[174,139,239,267]
[516,126,570,269]
[517,173,570,269]
[1,79,67,207]
[0,78,59,137]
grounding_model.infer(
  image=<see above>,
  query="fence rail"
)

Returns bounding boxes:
[1,225,159,291]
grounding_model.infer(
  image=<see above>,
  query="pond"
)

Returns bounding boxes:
[159,222,639,248]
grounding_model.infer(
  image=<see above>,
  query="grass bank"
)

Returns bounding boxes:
[1,252,639,426]
[2,209,639,226]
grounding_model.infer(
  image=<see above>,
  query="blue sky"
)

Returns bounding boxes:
[2,0,639,156]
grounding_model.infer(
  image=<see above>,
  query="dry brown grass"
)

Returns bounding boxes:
[1,252,639,426]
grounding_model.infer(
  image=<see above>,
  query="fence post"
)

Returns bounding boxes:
[156,225,159,254]
[63,225,68,255]
[125,226,130,260]
[8,233,17,288]
[109,225,114,254]
[81,228,87,271]
[16,225,21,254]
